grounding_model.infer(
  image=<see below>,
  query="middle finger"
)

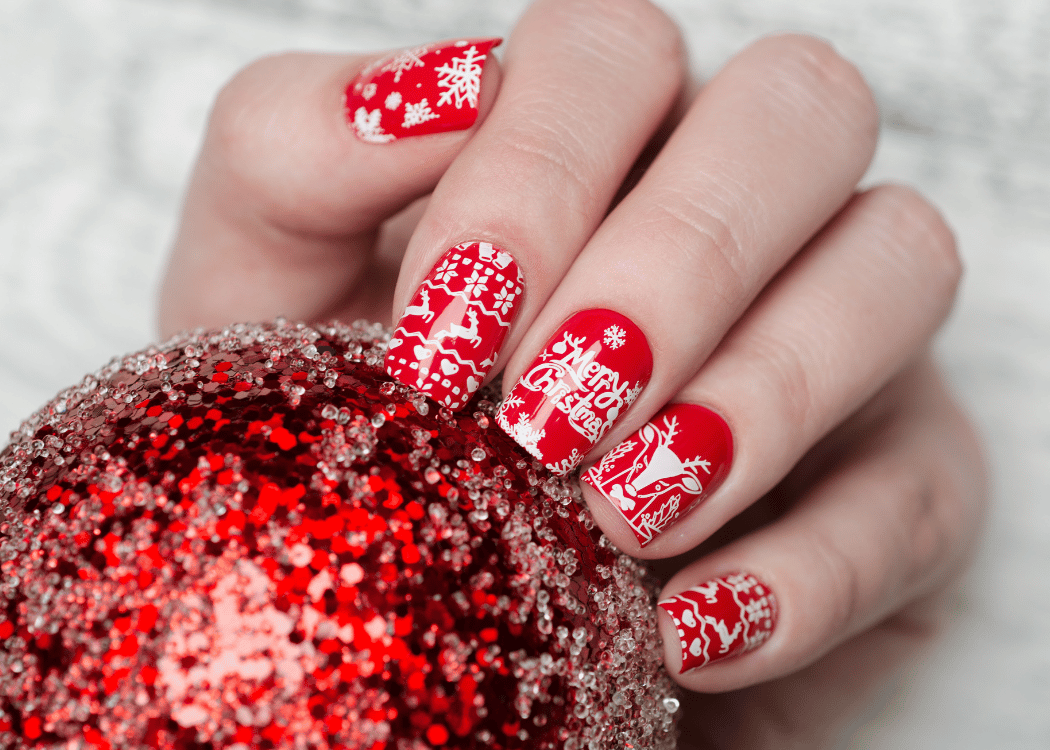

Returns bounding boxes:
[496,34,879,472]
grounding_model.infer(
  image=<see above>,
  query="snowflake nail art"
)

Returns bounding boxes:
[496,310,652,475]
[386,241,523,411]
[346,38,501,143]
[583,404,732,546]
[659,572,777,673]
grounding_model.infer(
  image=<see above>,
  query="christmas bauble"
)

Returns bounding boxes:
[0,320,679,749]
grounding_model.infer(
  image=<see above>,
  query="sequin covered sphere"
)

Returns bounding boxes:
[0,321,679,749]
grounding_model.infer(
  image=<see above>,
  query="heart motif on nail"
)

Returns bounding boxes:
[466,376,479,393]
[413,345,431,361]
[658,573,777,672]
[440,360,459,376]
[388,338,402,349]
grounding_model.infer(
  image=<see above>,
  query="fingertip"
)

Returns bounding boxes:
[344,38,503,145]
[655,572,779,689]
[578,475,647,556]
[656,596,686,676]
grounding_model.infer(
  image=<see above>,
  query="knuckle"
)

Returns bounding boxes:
[496,124,600,213]
[639,188,751,304]
[807,526,865,635]
[754,33,879,147]
[868,184,963,304]
[207,53,304,170]
[556,0,686,82]
[750,329,819,438]
[477,127,599,239]
[898,473,954,584]
[896,441,983,588]
[608,0,686,64]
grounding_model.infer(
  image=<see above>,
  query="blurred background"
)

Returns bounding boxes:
[1,0,1048,746]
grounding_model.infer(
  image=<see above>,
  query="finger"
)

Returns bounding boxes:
[655,357,986,692]
[677,597,945,749]
[496,34,879,474]
[582,185,962,552]
[383,0,686,410]
[160,41,502,336]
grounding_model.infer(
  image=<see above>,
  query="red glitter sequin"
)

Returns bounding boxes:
[0,320,679,749]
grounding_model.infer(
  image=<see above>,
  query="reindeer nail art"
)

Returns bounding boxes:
[659,572,777,673]
[583,404,732,546]
[386,241,523,411]
[496,310,652,475]
[346,38,501,143]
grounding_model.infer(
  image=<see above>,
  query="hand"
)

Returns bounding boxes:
[160,0,986,744]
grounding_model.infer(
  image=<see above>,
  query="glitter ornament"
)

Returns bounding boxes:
[0,320,679,749]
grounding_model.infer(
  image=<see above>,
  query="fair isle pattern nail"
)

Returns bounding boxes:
[345,38,501,143]
[583,404,732,547]
[659,572,777,673]
[496,310,652,475]
[386,242,523,411]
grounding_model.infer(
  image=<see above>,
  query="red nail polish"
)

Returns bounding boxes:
[583,404,732,546]
[345,38,501,143]
[659,572,777,673]
[496,310,652,475]
[386,241,523,410]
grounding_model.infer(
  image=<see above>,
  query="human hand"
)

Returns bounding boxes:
[160,0,986,744]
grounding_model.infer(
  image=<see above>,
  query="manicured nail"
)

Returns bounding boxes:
[496,309,652,475]
[345,38,501,143]
[582,403,732,546]
[659,572,777,673]
[386,241,523,410]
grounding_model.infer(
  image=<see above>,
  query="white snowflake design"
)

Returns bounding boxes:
[500,412,545,459]
[743,596,774,625]
[402,98,439,129]
[380,45,429,83]
[360,82,377,100]
[433,258,458,284]
[352,107,393,144]
[603,325,627,350]
[462,269,488,298]
[384,91,403,110]
[435,45,486,109]
[492,287,517,315]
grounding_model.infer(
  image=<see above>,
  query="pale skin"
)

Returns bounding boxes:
[160,0,987,744]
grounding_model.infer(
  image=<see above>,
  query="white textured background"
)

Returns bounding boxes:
[1,0,1048,747]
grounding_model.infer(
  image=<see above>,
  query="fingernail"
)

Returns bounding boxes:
[386,241,523,410]
[659,572,777,673]
[496,310,652,475]
[583,403,732,546]
[345,38,501,143]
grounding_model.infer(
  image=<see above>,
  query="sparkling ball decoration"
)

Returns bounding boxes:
[0,320,680,750]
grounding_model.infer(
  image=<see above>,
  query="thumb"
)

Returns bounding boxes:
[160,40,502,336]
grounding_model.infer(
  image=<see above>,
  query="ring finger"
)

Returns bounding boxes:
[582,184,962,553]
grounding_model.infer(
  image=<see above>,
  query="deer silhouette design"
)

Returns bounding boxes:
[403,289,435,323]
[433,308,482,347]
[608,416,709,512]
